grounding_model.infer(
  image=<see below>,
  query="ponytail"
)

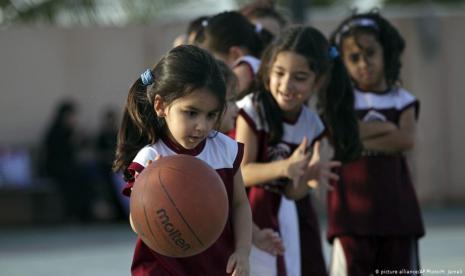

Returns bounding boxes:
[254,89,283,145]
[317,54,362,162]
[113,77,165,177]
[113,45,226,177]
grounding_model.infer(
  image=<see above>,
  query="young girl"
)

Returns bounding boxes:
[240,1,287,37]
[113,45,252,276]
[328,12,425,275]
[217,59,285,269]
[236,26,361,276]
[196,11,273,100]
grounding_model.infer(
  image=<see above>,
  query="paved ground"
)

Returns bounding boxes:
[0,206,464,276]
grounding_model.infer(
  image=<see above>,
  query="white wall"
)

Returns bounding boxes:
[1,12,464,204]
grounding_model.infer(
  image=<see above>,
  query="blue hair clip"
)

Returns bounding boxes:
[329,46,339,59]
[335,17,379,45]
[140,69,154,86]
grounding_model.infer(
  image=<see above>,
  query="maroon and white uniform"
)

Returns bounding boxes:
[122,132,243,276]
[238,94,327,276]
[228,55,261,140]
[327,87,425,275]
[233,55,261,78]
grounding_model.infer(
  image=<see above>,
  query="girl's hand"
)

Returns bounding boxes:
[146,154,162,167]
[285,137,312,181]
[304,142,341,190]
[226,249,250,276]
[253,228,285,256]
[133,155,163,181]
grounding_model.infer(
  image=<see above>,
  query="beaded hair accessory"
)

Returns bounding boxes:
[329,46,340,59]
[140,69,154,86]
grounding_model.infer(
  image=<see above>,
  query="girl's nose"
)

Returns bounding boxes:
[359,54,370,68]
[195,117,208,132]
[280,75,293,92]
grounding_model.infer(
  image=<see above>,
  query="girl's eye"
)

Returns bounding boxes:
[273,71,284,77]
[207,112,219,120]
[365,48,375,58]
[184,110,197,117]
[294,75,308,82]
[350,53,360,63]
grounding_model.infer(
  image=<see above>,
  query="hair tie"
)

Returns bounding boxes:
[201,19,208,27]
[140,69,154,86]
[255,22,263,34]
[329,46,340,59]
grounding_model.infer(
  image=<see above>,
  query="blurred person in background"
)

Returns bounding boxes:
[42,99,93,223]
[94,107,126,221]
[240,0,287,37]
[196,11,273,100]
[172,15,210,47]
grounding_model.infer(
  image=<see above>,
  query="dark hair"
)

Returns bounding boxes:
[240,2,287,28]
[256,25,362,162]
[330,11,406,88]
[216,59,239,97]
[196,11,273,58]
[113,45,227,174]
[186,15,210,43]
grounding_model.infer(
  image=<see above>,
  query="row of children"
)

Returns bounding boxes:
[114,2,425,275]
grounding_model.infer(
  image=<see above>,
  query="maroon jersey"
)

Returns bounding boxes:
[122,132,244,276]
[237,94,327,276]
[327,87,425,242]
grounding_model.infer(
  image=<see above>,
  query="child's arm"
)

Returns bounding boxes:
[236,116,310,187]
[226,169,252,276]
[362,107,416,152]
[359,120,397,140]
[284,141,341,200]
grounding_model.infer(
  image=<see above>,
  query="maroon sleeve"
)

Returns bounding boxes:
[122,162,145,197]
[400,100,420,121]
[237,109,259,135]
[234,61,255,81]
[232,142,244,175]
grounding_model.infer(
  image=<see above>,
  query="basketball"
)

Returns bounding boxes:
[130,154,229,258]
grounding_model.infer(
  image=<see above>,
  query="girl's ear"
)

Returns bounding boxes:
[154,95,166,117]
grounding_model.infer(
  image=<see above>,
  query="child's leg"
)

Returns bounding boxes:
[296,197,327,276]
[375,237,420,274]
[278,196,301,276]
[329,235,376,276]
[249,245,278,276]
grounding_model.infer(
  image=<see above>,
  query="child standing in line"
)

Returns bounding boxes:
[328,11,425,276]
[240,1,287,37]
[235,26,361,276]
[217,60,285,274]
[196,11,273,100]
[113,45,252,276]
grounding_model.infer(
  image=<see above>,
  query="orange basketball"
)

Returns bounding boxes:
[130,154,229,257]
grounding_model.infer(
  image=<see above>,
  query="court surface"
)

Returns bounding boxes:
[1,206,464,276]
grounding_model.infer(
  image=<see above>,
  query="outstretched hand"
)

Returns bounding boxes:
[253,228,285,256]
[287,137,312,188]
[304,142,341,190]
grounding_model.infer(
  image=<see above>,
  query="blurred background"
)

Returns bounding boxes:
[0,0,464,275]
